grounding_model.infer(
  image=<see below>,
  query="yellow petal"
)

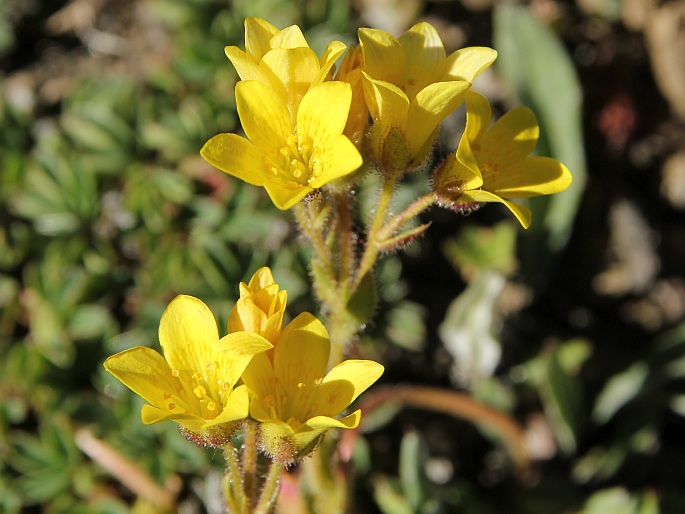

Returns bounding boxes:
[362,73,409,138]
[312,41,348,87]
[104,347,179,408]
[398,22,446,98]
[204,384,250,427]
[235,80,291,158]
[464,90,492,142]
[461,189,532,229]
[248,267,277,289]
[304,410,361,430]
[216,332,273,386]
[200,133,270,186]
[242,352,276,411]
[315,360,384,416]
[244,17,280,60]
[290,428,327,455]
[227,298,265,334]
[444,46,498,82]
[405,80,470,159]
[310,135,363,188]
[297,82,352,145]
[224,46,271,83]
[454,135,484,189]
[478,106,539,167]
[274,313,330,392]
[262,47,320,116]
[158,295,219,379]
[263,180,313,210]
[141,404,201,427]
[488,157,573,198]
[270,25,308,49]
[358,28,404,86]
[260,419,296,439]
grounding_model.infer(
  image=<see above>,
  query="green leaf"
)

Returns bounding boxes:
[346,271,378,328]
[373,476,414,514]
[573,488,660,514]
[593,362,649,424]
[442,222,518,280]
[541,340,591,454]
[399,431,427,511]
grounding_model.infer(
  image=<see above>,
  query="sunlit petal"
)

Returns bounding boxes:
[312,41,348,87]
[406,80,470,158]
[478,106,539,167]
[262,47,320,117]
[311,135,363,188]
[444,46,498,82]
[362,73,409,136]
[358,28,404,85]
[461,189,533,229]
[235,81,291,159]
[244,17,280,60]
[270,25,308,49]
[489,157,573,198]
[263,180,314,210]
[104,347,179,407]
[158,295,219,375]
[464,90,492,142]
[399,22,446,97]
[297,82,352,144]
[274,313,329,391]
[200,133,271,186]
[314,360,385,416]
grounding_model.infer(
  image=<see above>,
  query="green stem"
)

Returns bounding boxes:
[241,420,258,509]
[377,192,436,241]
[335,191,354,289]
[294,201,334,280]
[254,461,283,514]
[223,445,246,514]
[354,174,397,290]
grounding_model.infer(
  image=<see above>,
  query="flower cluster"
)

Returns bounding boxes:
[104,267,384,463]
[201,17,571,226]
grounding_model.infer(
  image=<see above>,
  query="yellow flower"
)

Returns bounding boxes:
[201,80,362,210]
[359,22,497,174]
[241,313,384,464]
[228,267,287,344]
[104,295,272,446]
[225,17,347,124]
[335,44,368,152]
[433,91,573,228]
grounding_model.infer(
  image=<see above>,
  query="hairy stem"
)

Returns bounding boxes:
[254,461,283,514]
[241,420,258,509]
[355,174,397,290]
[377,192,436,242]
[223,445,246,513]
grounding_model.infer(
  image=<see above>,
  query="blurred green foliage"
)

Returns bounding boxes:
[1,0,683,512]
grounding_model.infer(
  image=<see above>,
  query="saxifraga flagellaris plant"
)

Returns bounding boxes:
[106,16,572,513]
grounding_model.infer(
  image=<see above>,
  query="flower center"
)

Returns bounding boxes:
[166,362,231,419]
[271,132,325,186]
